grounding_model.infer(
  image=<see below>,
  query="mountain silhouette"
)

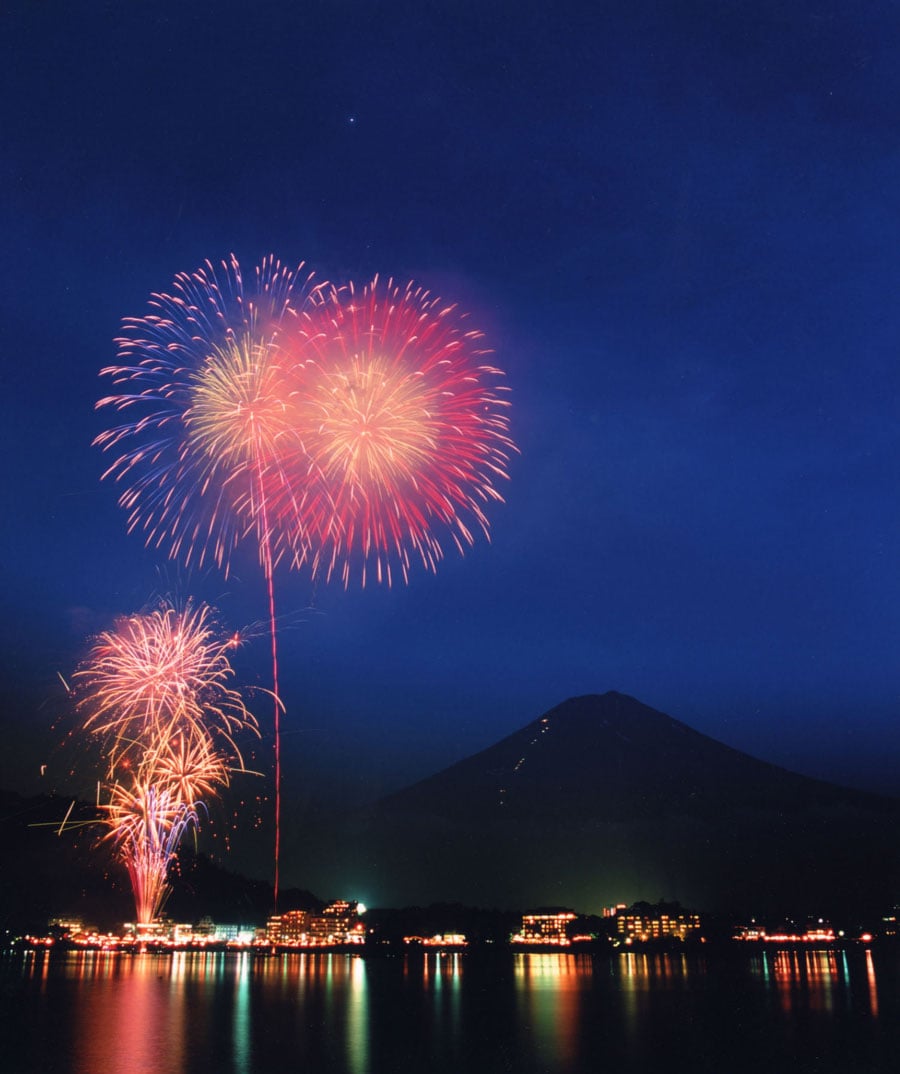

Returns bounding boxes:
[7,694,900,924]
[328,693,900,916]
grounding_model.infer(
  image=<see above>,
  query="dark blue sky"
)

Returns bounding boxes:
[3,1,900,874]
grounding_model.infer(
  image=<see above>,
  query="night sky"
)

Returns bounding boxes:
[3,2,900,885]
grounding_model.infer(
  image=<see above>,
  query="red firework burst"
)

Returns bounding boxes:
[286,277,516,586]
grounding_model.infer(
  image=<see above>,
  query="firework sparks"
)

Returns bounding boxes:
[103,780,201,925]
[141,732,230,807]
[286,277,516,586]
[95,255,322,904]
[95,254,321,574]
[75,600,256,775]
[95,258,516,905]
[75,598,257,922]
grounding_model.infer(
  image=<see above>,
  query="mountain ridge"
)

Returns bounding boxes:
[376,691,895,822]
[323,692,900,914]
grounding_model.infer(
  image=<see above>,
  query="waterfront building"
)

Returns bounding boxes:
[404,934,468,947]
[47,917,86,936]
[617,907,701,943]
[733,923,767,941]
[267,902,363,945]
[172,923,196,944]
[266,910,311,944]
[213,923,257,944]
[511,911,577,945]
[308,901,364,944]
[124,920,174,942]
[279,910,310,944]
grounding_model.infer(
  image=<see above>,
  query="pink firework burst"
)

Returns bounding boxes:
[285,277,516,587]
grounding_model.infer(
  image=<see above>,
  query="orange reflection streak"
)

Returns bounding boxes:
[773,950,799,1013]
[866,950,879,1018]
[619,951,646,1038]
[768,947,854,1016]
[805,950,837,1014]
[514,953,587,1067]
[70,956,187,1074]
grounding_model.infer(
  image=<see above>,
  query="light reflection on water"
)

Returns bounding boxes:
[68,951,188,1074]
[424,951,462,1049]
[616,949,699,1043]
[749,947,876,1017]
[233,952,250,1074]
[5,946,896,1074]
[514,952,585,1067]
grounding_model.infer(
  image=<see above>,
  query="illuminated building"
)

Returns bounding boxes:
[266,902,364,945]
[602,903,627,918]
[123,920,173,942]
[733,921,837,944]
[308,901,363,944]
[733,924,767,942]
[403,934,468,947]
[266,910,310,944]
[47,917,87,937]
[617,907,701,943]
[281,910,310,944]
[212,923,257,944]
[511,911,577,945]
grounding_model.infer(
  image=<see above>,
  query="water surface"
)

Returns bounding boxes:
[2,946,898,1073]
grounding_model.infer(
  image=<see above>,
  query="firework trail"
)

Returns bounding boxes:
[286,276,516,587]
[76,598,257,922]
[96,256,321,904]
[103,781,200,924]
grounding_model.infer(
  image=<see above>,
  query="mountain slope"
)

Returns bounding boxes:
[331,693,900,915]
[379,692,882,821]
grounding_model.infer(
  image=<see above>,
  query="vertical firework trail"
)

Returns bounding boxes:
[96,256,319,905]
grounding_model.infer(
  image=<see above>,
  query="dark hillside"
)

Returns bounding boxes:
[338,693,900,914]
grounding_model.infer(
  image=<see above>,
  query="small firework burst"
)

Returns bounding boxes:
[74,599,257,772]
[75,598,257,922]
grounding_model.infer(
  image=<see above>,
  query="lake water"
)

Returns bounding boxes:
[2,946,899,1073]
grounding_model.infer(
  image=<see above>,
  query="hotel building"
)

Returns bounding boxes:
[616,907,701,943]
